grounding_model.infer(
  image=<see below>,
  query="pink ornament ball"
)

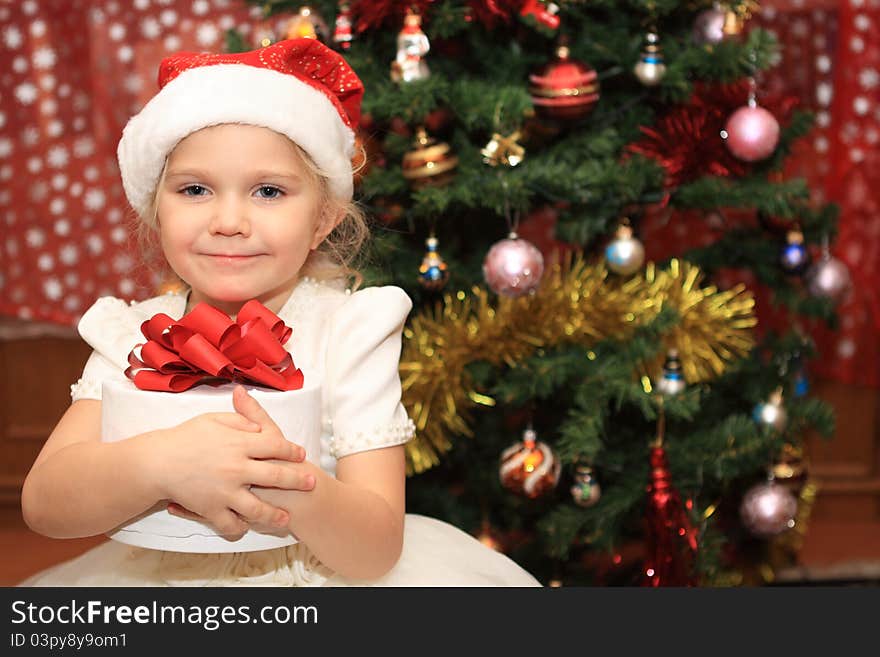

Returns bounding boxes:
[723,105,780,162]
[482,235,545,297]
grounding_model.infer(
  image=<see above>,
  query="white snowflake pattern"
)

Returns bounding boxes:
[851,36,865,53]
[21,126,40,146]
[58,83,71,97]
[3,26,23,49]
[164,35,181,51]
[73,136,95,158]
[70,182,83,197]
[854,97,870,115]
[84,189,105,211]
[134,0,150,10]
[90,8,105,25]
[6,238,18,256]
[108,208,123,224]
[30,19,46,37]
[72,117,86,130]
[59,244,79,265]
[140,17,161,39]
[39,74,56,91]
[219,15,235,30]
[193,0,210,15]
[26,227,46,248]
[111,226,128,244]
[38,253,54,271]
[43,278,63,301]
[859,68,879,89]
[854,14,871,30]
[73,92,90,111]
[64,272,79,287]
[63,295,81,313]
[47,120,63,137]
[815,55,831,74]
[160,10,177,26]
[47,145,69,168]
[15,82,38,105]
[196,23,219,46]
[0,138,13,158]
[23,1,38,16]
[27,157,43,174]
[54,217,71,235]
[84,166,99,181]
[123,75,144,94]
[113,253,133,273]
[50,197,66,214]
[12,56,28,73]
[109,23,126,41]
[40,98,57,116]
[118,45,133,63]
[119,279,136,296]
[836,338,856,359]
[33,46,56,69]
[86,234,104,255]
[816,82,833,106]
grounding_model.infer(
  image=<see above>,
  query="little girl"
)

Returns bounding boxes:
[18,38,540,587]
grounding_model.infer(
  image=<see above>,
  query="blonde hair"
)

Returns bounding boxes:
[135,135,370,291]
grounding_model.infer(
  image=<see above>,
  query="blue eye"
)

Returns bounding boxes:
[256,185,283,199]
[180,184,209,196]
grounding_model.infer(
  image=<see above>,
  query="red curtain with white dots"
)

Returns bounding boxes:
[1,0,878,386]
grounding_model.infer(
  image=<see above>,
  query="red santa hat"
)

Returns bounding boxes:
[117,38,364,218]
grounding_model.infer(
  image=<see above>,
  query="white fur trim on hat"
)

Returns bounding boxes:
[117,63,356,218]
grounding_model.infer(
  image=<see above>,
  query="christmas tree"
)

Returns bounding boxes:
[230,0,842,585]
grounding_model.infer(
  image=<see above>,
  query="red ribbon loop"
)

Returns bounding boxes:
[125,300,304,392]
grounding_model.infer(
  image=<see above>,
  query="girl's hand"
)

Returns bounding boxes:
[155,387,314,540]
[163,385,316,539]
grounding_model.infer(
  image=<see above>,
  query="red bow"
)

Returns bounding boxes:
[125,300,304,392]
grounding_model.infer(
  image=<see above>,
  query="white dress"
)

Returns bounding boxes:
[19,278,541,587]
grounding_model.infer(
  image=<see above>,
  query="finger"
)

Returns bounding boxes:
[245,435,304,462]
[229,492,290,528]
[212,509,249,540]
[232,385,280,433]
[166,502,206,522]
[247,460,315,491]
[206,412,261,432]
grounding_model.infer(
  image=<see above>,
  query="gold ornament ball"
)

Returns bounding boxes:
[401,128,458,189]
[499,429,561,499]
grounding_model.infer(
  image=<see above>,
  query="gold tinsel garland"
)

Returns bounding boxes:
[400,254,757,475]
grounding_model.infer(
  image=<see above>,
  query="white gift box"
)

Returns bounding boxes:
[101,377,321,553]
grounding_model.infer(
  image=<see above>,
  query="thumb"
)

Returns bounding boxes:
[232,385,279,432]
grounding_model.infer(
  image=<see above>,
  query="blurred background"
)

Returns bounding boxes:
[0,0,877,586]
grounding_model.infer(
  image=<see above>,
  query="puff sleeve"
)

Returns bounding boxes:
[325,286,416,459]
[69,294,185,402]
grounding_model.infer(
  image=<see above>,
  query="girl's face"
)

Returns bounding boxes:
[157,124,335,317]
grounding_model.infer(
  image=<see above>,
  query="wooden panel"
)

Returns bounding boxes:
[0,335,92,499]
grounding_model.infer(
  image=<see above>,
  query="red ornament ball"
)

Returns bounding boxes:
[528,45,600,122]
[483,233,545,297]
[723,105,780,162]
[499,429,560,499]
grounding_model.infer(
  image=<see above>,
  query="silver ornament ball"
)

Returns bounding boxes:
[692,7,727,45]
[605,224,645,275]
[806,255,851,304]
[740,481,798,537]
[753,389,788,432]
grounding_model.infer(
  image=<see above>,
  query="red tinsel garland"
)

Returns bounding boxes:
[642,445,700,587]
[349,0,521,33]
[626,80,801,201]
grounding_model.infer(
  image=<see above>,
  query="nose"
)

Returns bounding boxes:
[208,195,251,237]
